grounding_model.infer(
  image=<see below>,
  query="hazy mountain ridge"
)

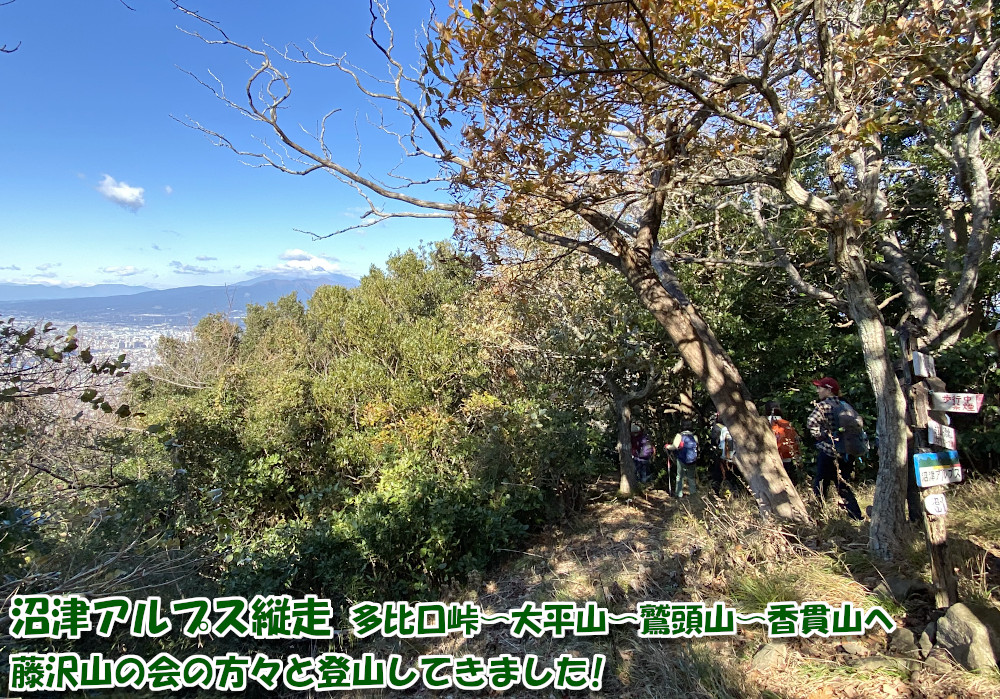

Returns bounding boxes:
[0,282,154,302]
[0,274,359,325]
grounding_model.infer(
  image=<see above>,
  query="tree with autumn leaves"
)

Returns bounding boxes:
[178,0,997,557]
[435,0,998,557]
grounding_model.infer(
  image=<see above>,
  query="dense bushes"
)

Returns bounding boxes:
[131,247,602,608]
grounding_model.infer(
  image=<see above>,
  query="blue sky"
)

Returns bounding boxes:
[0,0,453,288]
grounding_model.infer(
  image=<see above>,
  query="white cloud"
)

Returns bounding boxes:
[164,185,173,195]
[0,264,21,271]
[100,265,145,277]
[97,175,145,212]
[195,255,217,262]
[36,262,61,271]
[257,250,346,277]
[170,260,224,275]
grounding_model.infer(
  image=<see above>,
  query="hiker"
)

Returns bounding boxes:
[630,424,655,484]
[708,418,737,495]
[765,401,802,485]
[667,425,699,497]
[806,377,864,520]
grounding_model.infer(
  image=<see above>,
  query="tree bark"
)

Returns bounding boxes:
[614,400,639,497]
[626,248,811,523]
[835,224,910,558]
[605,373,656,498]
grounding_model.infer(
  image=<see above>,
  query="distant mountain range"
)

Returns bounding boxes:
[0,282,154,302]
[0,274,359,326]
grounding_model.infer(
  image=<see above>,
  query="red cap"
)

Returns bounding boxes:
[812,377,840,395]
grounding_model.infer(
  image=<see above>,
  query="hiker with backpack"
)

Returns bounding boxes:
[764,401,802,485]
[630,424,655,484]
[832,393,869,482]
[667,425,699,497]
[806,377,864,520]
[708,413,740,495]
[708,418,738,495]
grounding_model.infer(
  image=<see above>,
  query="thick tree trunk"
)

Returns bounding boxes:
[606,372,657,498]
[626,250,811,523]
[614,401,640,497]
[836,228,910,559]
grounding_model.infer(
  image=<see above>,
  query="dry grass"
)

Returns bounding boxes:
[948,479,1000,558]
[338,479,1000,698]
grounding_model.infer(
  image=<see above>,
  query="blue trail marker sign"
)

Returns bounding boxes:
[913,451,962,488]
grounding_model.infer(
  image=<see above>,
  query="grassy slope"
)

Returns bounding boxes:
[348,479,1000,698]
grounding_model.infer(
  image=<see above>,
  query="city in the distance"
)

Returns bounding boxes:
[0,274,358,369]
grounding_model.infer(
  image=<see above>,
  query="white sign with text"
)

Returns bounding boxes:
[924,493,948,516]
[929,392,984,414]
[927,419,957,450]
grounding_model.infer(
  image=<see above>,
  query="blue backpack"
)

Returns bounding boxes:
[677,431,698,464]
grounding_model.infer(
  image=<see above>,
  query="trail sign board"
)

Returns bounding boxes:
[929,392,984,414]
[913,451,963,487]
[913,352,936,378]
[924,493,948,516]
[899,330,959,607]
[927,419,957,450]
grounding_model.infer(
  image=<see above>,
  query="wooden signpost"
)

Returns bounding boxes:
[899,325,972,608]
